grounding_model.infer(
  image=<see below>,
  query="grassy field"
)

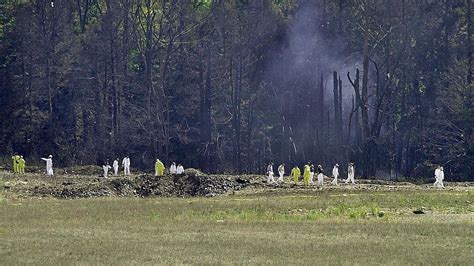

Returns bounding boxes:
[0,186,473,264]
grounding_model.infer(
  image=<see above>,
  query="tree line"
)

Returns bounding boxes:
[0,0,472,180]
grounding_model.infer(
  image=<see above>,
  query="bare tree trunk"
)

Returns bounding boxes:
[361,30,370,140]
[77,0,90,33]
[236,57,243,173]
[354,76,361,143]
[118,0,131,152]
[47,58,53,121]
[230,54,242,173]
[319,72,324,134]
[200,48,212,173]
[468,0,473,84]
[348,69,361,143]
[333,71,340,145]
[338,76,343,143]
[110,36,118,151]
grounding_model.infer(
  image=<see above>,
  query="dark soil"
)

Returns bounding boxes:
[1,171,252,199]
[1,169,472,199]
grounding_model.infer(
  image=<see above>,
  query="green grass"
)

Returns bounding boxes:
[0,190,473,264]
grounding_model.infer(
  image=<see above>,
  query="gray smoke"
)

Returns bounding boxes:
[265,2,360,113]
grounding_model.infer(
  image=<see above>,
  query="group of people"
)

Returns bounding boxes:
[267,162,356,187]
[168,162,185,175]
[102,157,131,178]
[101,157,185,178]
[9,154,447,188]
[11,155,26,174]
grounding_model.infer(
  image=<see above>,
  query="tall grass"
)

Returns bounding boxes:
[0,189,472,264]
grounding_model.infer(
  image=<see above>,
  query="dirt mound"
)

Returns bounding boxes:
[130,174,248,197]
[3,171,472,199]
[184,168,206,177]
[2,172,251,199]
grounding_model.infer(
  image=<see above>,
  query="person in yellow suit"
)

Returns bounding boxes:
[303,163,310,186]
[15,155,21,173]
[155,159,165,176]
[19,156,25,174]
[291,165,301,185]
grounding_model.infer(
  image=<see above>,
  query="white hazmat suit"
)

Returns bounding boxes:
[103,164,111,178]
[331,165,339,185]
[176,164,185,175]
[345,164,355,184]
[434,167,440,187]
[439,167,445,187]
[113,159,119,176]
[267,164,275,183]
[277,164,285,182]
[41,155,54,176]
[122,157,130,175]
[434,167,445,188]
[317,165,324,187]
[170,163,177,174]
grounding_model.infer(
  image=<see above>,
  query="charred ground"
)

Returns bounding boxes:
[1,166,472,199]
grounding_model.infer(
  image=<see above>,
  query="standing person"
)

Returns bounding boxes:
[439,167,445,188]
[170,162,177,174]
[155,159,165,176]
[102,161,111,178]
[309,164,315,185]
[122,156,131,176]
[176,164,185,175]
[435,166,445,188]
[277,163,285,183]
[159,160,165,175]
[331,164,339,185]
[113,159,119,176]
[345,163,355,184]
[434,166,441,187]
[41,155,54,176]
[15,155,21,173]
[291,165,301,185]
[126,156,131,175]
[317,165,324,187]
[122,157,127,175]
[267,162,275,183]
[303,163,310,186]
[19,156,25,174]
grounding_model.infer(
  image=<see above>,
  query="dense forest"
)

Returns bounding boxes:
[0,0,472,180]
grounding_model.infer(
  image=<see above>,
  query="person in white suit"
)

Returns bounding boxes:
[170,162,177,174]
[434,166,445,188]
[176,164,185,175]
[277,163,285,183]
[267,163,275,183]
[103,162,111,178]
[331,164,339,185]
[345,163,355,184]
[41,155,54,176]
[113,159,119,176]
[122,156,131,175]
